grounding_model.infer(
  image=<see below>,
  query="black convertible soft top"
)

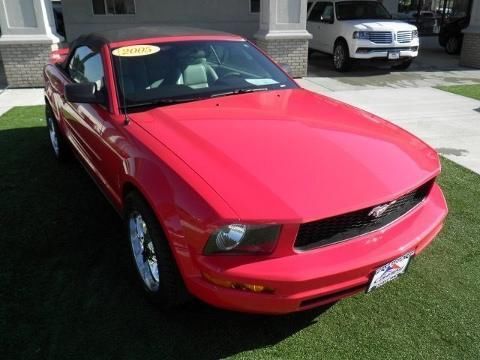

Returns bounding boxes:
[68,26,237,52]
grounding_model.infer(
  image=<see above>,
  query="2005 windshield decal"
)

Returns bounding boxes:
[112,45,160,57]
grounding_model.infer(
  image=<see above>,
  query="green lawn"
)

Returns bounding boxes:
[438,84,480,100]
[1,106,479,360]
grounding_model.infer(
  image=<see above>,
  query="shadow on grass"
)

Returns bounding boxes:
[0,121,330,359]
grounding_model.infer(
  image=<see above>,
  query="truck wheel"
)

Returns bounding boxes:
[333,41,350,72]
[392,59,413,70]
[45,103,70,161]
[124,191,189,308]
[445,36,461,55]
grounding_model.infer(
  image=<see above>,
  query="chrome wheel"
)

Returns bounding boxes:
[47,115,60,157]
[334,44,346,70]
[129,212,160,291]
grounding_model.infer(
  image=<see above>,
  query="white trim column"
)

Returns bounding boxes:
[0,0,63,87]
[254,0,312,77]
[460,0,480,68]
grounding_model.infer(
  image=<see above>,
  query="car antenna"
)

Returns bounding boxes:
[118,56,130,125]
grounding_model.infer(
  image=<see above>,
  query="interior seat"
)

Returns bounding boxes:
[177,49,218,89]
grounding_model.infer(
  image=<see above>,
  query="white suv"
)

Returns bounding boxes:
[307,0,419,71]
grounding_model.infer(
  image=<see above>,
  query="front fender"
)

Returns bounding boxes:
[118,128,237,280]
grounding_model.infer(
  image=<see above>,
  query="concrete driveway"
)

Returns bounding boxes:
[0,88,44,116]
[305,37,480,91]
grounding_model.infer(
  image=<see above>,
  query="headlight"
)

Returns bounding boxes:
[353,31,370,40]
[412,30,419,38]
[215,224,247,251]
[204,224,281,255]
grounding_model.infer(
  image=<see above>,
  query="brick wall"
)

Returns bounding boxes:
[256,38,309,78]
[0,52,6,87]
[460,32,480,69]
[0,43,53,88]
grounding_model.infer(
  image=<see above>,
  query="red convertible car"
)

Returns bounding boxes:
[44,26,447,314]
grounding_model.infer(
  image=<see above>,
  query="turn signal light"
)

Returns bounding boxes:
[202,272,274,294]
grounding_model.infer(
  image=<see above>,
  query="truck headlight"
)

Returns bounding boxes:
[204,224,281,254]
[412,30,419,38]
[353,31,370,40]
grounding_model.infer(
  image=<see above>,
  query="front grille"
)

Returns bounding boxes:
[368,32,393,44]
[295,180,434,250]
[397,31,413,43]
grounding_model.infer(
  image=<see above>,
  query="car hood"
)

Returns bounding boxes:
[131,89,439,221]
[348,20,417,31]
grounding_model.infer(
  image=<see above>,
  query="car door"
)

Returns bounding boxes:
[307,1,336,53]
[62,46,119,197]
[307,1,327,50]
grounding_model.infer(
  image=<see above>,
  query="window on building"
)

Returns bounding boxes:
[250,0,260,13]
[92,0,136,15]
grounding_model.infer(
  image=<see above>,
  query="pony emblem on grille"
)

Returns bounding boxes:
[369,200,397,218]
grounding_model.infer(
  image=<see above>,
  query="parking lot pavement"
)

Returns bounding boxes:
[305,37,480,92]
[0,88,44,116]
[298,84,480,175]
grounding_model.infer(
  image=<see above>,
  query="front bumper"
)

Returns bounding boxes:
[350,38,419,60]
[186,184,447,314]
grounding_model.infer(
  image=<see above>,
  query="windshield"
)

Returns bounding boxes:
[336,1,391,20]
[111,40,297,110]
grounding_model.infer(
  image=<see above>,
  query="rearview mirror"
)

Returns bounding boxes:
[64,82,105,104]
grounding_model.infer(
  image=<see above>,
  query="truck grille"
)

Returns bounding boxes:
[397,31,413,43]
[368,32,393,44]
[294,180,434,250]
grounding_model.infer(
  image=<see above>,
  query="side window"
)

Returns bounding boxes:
[68,46,105,91]
[308,2,327,22]
[322,2,334,22]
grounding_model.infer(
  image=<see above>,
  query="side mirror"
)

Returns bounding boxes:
[64,82,105,104]
[320,15,333,23]
[279,63,293,76]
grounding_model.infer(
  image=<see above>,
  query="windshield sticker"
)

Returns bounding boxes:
[245,78,279,86]
[112,45,160,57]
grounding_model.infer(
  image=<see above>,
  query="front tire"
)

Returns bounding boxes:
[124,191,189,309]
[333,40,351,72]
[45,103,70,161]
[445,36,461,55]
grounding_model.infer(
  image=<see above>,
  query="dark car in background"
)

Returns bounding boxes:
[409,11,439,35]
[439,16,470,54]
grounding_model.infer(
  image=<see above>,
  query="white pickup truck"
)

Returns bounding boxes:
[307,0,419,71]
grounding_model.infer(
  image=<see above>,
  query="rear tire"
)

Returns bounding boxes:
[333,40,351,72]
[45,103,70,161]
[445,36,461,55]
[392,59,413,70]
[124,191,189,309]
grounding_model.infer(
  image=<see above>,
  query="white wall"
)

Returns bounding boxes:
[62,0,260,41]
